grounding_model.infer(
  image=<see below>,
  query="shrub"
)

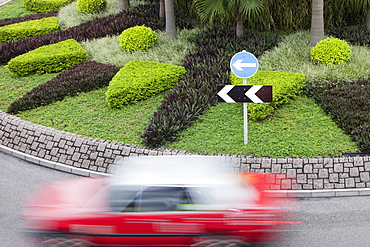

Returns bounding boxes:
[105,60,186,108]
[0,3,164,65]
[7,61,120,114]
[310,37,352,65]
[0,11,58,28]
[23,0,74,12]
[119,26,158,52]
[0,17,59,43]
[230,71,306,121]
[7,39,88,77]
[141,27,281,147]
[76,0,107,14]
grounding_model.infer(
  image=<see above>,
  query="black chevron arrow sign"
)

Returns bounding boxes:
[217,85,273,103]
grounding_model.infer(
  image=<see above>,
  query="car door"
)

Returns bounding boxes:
[109,185,204,246]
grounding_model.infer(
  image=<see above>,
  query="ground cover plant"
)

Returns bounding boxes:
[0,0,36,19]
[328,25,370,47]
[140,27,283,147]
[0,3,165,65]
[310,79,370,153]
[0,11,58,27]
[1,0,368,157]
[8,61,120,113]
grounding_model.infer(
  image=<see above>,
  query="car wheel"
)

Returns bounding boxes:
[41,237,93,247]
[191,237,249,247]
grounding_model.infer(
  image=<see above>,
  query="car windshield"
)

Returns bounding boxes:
[188,184,256,206]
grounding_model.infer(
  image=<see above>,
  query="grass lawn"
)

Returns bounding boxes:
[0,0,362,158]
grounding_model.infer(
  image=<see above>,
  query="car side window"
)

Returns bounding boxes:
[138,186,191,212]
[110,185,141,212]
[110,186,191,213]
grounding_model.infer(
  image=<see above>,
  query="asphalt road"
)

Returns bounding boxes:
[0,151,79,246]
[1,151,370,247]
[273,196,370,247]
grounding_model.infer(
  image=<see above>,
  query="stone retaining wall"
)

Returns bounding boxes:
[1,110,370,190]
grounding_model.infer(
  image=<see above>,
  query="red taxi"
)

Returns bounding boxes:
[22,156,297,246]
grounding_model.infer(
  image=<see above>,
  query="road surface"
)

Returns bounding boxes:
[1,151,369,246]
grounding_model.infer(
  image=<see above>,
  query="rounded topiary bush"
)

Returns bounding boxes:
[76,0,106,13]
[310,37,352,65]
[119,25,158,52]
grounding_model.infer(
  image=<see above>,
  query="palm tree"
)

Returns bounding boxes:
[310,0,325,46]
[159,0,165,19]
[194,0,266,37]
[118,0,130,11]
[165,0,177,38]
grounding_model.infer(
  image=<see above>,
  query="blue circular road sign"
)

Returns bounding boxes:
[230,50,259,78]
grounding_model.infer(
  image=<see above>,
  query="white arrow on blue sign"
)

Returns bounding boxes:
[230,50,258,78]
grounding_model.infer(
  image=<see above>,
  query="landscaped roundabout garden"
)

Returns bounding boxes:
[1,0,370,158]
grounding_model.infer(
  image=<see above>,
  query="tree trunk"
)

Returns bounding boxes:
[366,6,370,29]
[165,0,177,38]
[118,0,130,11]
[236,12,243,37]
[160,0,165,19]
[310,0,324,46]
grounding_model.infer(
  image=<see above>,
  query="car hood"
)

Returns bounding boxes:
[22,177,110,220]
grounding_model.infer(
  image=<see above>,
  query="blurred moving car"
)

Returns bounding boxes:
[22,156,298,246]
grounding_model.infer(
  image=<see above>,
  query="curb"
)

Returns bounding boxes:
[2,144,370,198]
[0,0,12,6]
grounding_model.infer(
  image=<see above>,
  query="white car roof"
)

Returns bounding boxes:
[111,156,242,186]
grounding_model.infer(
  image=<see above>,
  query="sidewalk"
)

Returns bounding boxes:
[0,0,12,6]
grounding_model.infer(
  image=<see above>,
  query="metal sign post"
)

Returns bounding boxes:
[243,78,248,144]
[230,50,258,145]
[217,51,272,145]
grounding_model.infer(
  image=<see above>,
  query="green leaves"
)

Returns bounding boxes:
[7,61,119,113]
[105,60,186,108]
[194,0,266,25]
[23,0,75,12]
[0,16,59,43]
[119,26,158,52]
[7,39,88,76]
[310,78,370,152]
[310,37,352,65]
[76,0,107,13]
[165,96,358,158]
[231,71,306,121]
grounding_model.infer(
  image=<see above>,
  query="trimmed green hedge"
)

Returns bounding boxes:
[106,60,186,108]
[76,0,107,13]
[231,71,306,121]
[310,37,352,65]
[119,26,158,52]
[7,39,88,77]
[0,17,59,44]
[23,0,75,12]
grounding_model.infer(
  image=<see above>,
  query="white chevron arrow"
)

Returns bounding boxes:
[232,59,257,71]
[217,85,235,103]
[245,85,263,103]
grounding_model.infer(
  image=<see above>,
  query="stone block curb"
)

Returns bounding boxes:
[1,144,107,178]
[2,144,369,198]
[1,110,370,191]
